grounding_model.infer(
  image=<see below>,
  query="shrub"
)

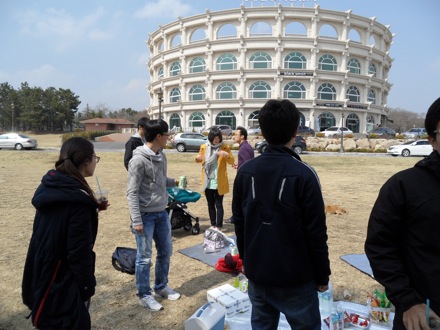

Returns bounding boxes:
[316,132,325,138]
[395,134,405,139]
[61,130,118,143]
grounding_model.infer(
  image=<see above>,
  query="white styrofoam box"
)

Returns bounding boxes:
[207,287,226,303]
[216,294,239,318]
[227,290,251,313]
[218,284,236,294]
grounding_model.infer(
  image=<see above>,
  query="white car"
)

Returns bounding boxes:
[323,126,353,138]
[246,125,261,135]
[387,139,432,157]
[0,133,38,150]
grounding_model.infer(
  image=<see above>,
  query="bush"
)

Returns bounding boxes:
[316,132,325,138]
[61,130,119,143]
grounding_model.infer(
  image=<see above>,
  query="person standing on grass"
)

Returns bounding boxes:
[22,137,105,330]
[127,119,181,312]
[124,116,149,170]
[195,126,235,230]
[365,97,440,329]
[232,126,254,171]
[232,99,331,329]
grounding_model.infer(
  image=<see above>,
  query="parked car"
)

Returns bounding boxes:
[401,127,427,139]
[0,133,38,150]
[387,139,432,157]
[323,126,353,138]
[298,126,315,136]
[367,127,396,139]
[254,136,307,154]
[171,132,207,152]
[246,125,261,135]
[202,125,233,137]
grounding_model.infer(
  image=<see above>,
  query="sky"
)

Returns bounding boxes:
[0,0,439,114]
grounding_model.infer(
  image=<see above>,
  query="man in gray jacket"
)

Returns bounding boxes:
[127,119,180,311]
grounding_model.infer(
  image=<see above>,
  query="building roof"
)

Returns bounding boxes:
[80,118,135,125]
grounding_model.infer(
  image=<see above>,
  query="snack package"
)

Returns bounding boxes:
[368,289,391,324]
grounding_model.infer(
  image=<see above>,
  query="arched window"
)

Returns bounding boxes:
[299,113,306,126]
[368,89,376,104]
[284,52,306,69]
[249,52,272,69]
[158,67,164,78]
[347,86,360,102]
[317,83,336,100]
[170,62,181,76]
[216,53,237,70]
[170,88,181,103]
[189,111,205,128]
[158,41,164,52]
[217,23,237,39]
[284,81,306,99]
[190,28,205,43]
[318,112,336,130]
[318,54,337,71]
[215,110,236,129]
[249,81,271,99]
[366,114,375,132]
[369,63,377,77]
[285,22,307,36]
[319,24,337,39]
[216,82,237,99]
[347,58,361,74]
[189,84,205,101]
[171,34,181,48]
[250,21,272,36]
[169,113,181,130]
[248,111,259,127]
[189,57,206,73]
[348,29,361,43]
[346,113,360,133]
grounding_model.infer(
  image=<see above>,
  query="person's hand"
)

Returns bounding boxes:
[217,150,228,158]
[195,155,204,162]
[317,285,328,292]
[403,303,437,330]
[133,224,143,234]
[232,163,238,169]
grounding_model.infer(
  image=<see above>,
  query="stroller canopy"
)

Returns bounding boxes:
[167,187,201,204]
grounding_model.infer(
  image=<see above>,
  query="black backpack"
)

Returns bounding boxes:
[111,247,136,275]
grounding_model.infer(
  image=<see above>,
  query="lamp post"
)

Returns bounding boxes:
[157,88,163,119]
[11,102,15,132]
[339,112,345,153]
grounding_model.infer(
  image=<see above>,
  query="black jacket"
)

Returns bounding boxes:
[232,145,330,287]
[22,170,99,329]
[365,151,440,329]
[124,134,144,170]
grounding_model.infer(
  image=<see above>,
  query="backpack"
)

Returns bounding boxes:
[111,247,136,275]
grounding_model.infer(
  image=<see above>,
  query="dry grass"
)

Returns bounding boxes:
[0,134,419,329]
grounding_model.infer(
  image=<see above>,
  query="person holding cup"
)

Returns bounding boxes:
[22,137,104,330]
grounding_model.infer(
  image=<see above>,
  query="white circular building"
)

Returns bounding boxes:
[147,2,394,134]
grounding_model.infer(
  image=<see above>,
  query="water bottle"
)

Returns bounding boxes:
[318,281,333,316]
[330,307,340,330]
[337,301,344,329]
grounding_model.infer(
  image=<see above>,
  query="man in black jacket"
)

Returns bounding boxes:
[365,97,440,329]
[124,116,149,170]
[232,99,331,329]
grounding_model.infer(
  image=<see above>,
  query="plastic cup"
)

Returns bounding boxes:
[96,189,109,210]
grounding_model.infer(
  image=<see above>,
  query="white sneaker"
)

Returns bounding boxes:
[139,295,163,311]
[154,286,181,301]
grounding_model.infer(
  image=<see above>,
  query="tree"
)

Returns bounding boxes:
[0,82,16,131]
[388,107,425,133]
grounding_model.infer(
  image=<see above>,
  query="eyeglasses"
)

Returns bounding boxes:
[94,155,100,163]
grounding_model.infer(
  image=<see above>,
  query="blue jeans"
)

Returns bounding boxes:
[248,280,321,330]
[132,210,172,297]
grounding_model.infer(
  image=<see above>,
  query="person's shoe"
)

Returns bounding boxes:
[139,295,163,311]
[154,286,181,301]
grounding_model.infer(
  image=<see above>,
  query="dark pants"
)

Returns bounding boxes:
[205,189,224,228]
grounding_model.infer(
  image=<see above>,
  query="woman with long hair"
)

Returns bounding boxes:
[196,127,234,230]
[22,137,105,330]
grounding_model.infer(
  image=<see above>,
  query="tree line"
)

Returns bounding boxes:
[0,82,145,132]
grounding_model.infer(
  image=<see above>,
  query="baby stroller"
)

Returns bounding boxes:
[166,187,201,235]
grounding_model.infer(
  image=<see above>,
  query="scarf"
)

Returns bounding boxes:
[203,141,223,191]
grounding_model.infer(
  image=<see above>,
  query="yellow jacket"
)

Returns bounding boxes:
[195,143,235,196]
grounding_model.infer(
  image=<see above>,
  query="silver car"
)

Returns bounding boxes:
[171,132,207,152]
[401,128,427,139]
[0,133,38,150]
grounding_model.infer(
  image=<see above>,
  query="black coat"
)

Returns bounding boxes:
[124,135,144,170]
[365,151,440,329]
[232,145,330,287]
[22,170,99,330]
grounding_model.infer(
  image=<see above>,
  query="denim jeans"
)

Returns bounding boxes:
[205,189,224,228]
[248,280,321,330]
[133,210,172,297]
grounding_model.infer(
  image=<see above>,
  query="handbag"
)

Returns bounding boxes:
[111,247,136,275]
[203,228,226,252]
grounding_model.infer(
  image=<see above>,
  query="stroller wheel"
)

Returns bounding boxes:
[191,223,200,235]
[183,223,192,231]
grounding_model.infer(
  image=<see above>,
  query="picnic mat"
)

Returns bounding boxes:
[178,235,237,268]
[340,253,374,278]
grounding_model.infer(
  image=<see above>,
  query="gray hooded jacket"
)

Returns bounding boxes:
[127,145,176,226]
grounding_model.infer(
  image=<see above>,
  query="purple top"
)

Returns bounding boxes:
[237,140,255,170]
